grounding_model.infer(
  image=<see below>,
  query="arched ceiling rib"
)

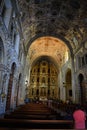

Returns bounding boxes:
[18,0,87,54]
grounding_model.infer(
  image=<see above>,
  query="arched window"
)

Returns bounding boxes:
[0,37,4,63]
[85,54,87,64]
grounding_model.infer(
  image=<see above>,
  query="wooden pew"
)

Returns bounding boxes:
[0,118,73,129]
[2,103,74,129]
[4,113,56,120]
[4,102,57,121]
[4,102,57,120]
[10,111,51,115]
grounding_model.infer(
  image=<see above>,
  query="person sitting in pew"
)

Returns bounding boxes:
[73,104,86,129]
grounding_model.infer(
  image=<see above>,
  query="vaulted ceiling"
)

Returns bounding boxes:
[17,0,87,67]
[28,36,69,69]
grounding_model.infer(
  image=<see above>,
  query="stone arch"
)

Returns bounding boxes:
[26,35,74,58]
[6,62,16,111]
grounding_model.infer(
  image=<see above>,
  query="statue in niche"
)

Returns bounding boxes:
[41,87,46,96]
[52,78,55,84]
[42,68,46,73]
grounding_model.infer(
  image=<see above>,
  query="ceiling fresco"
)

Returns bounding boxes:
[28,36,69,69]
[18,0,87,48]
[17,0,87,67]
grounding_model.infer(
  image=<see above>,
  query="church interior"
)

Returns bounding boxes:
[0,0,87,129]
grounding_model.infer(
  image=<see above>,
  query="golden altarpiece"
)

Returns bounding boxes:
[29,60,58,101]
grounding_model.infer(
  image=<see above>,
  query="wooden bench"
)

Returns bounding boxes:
[5,111,52,115]
[0,128,77,130]
[0,118,73,129]
[4,113,56,120]
[4,102,56,120]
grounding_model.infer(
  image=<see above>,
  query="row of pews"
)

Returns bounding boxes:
[4,102,56,120]
[0,102,74,129]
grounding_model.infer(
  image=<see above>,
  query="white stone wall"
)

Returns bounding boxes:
[0,0,26,114]
[74,46,87,104]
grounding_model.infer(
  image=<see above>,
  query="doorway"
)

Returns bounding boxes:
[6,63,16,111]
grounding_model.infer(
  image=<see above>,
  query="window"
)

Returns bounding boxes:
[85,54,87,64]
[2,4,6,19]
[0,38,4,63]
[1,0,12,28]
[78,57,81,68]
[0,0,3,6]
[13,33,16,45]
[10,24,13,37]
[34,0,44,4]
[82,56,85,66]
[34,0,40,4]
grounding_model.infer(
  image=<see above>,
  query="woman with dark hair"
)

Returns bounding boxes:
[73,104,86,129]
